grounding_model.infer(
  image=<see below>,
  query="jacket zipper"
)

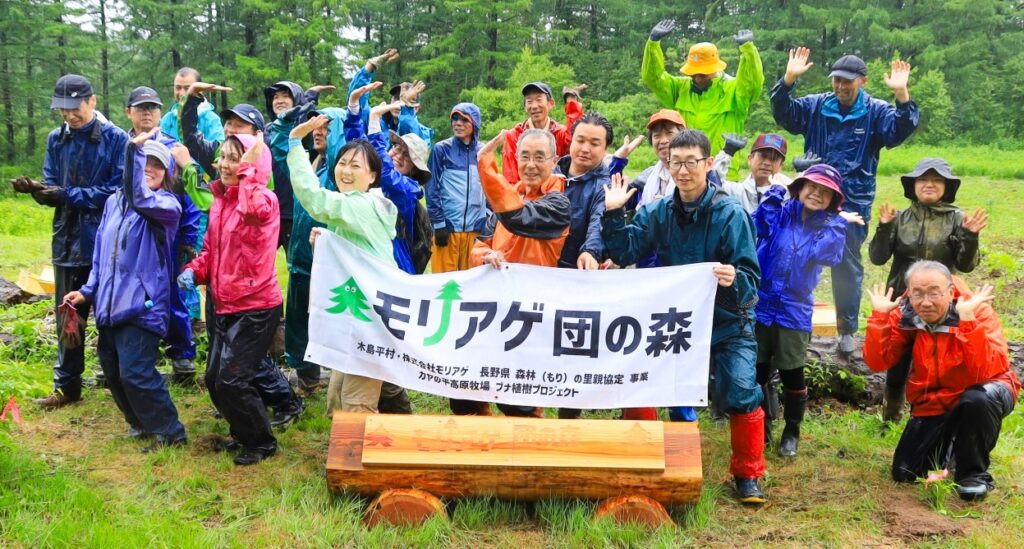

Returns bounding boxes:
[462,141,470,232]
[106,199,128,321]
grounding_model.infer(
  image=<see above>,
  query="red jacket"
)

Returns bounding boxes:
[186,134,282,314]
[864,279,1020,417]
[502,98,583,184]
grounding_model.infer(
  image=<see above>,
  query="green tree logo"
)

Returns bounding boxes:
[423,280,462,346]
[325,276,372,322]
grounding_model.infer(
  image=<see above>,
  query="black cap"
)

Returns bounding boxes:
[521,82,553,99]
[126,86,163,107]
[220,104,266,132]
[829,55,868,80]
[51,74,94,109]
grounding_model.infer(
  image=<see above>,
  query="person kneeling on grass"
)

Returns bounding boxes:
[864,261,1019,501]
[752,164,864,457]
[287,114,399,414]
[63,132,186,451]
[178,132,296,466]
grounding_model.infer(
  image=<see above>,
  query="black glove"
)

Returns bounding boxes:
[10,176,45,194]
[722,134,748,156]
[733,29,754,46]
[31,187,62,207]
[649,19,676,42]
[793,152,823,173]
[434,227,450,247]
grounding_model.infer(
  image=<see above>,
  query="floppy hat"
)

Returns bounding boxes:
[900,157,961,203]
[681,43,727,75]
[788,164,845,212]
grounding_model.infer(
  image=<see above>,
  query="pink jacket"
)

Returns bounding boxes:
[186,134,282,314]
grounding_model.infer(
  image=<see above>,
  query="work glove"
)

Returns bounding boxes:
[649,19,676,42]
[434,227,450,248]
[733,29,754,46]
[722,134,748,156]
[177,269,196,291]
[562,83,588,103]
[10,176,45,193]
[793,152,824,173]
[31,187,62,206]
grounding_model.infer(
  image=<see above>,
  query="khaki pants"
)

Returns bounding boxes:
[430,231,479,273]
[326,371,383,414]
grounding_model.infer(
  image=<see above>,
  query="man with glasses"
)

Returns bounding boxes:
[864,261,1018,501]
[425,103,487,273]
[10,74,128,408]
[601,129,767,505]
[502,81,585,184]
[771,48,920,354]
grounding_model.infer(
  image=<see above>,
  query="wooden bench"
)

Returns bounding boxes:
[812,303,838,337]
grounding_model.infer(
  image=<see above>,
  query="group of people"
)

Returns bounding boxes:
[10,21,1017,505]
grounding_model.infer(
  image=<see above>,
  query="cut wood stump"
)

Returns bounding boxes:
[363,488,447,527]
[595,495,673,528]
[327,412,702,507]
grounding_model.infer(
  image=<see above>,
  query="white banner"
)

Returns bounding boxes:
[306,233,717,409]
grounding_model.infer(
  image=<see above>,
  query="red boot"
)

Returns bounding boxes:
[730,407,767,504]
[621,408,658,420]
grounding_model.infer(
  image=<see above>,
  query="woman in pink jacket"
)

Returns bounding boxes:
[179,132,292,465]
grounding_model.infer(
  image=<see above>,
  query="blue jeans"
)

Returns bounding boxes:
[671,329,762,420]
[831,222,868,335]
[97,324,186,441]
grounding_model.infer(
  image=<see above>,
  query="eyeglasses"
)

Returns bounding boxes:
[908,289,950,303]
[132,104,161,112]
[667,157,709,172]
[516,154,553,165]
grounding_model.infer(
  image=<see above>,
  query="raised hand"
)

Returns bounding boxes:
[839,211,865,226]
[479,129,508,158]
[877,203,898,224]
[130,127,159,146]
[348,81,383,107]
[289,115,330,139]
[884,59,912,101]
[366,48,400,72]
[962,208,988,234]
[722,134,748,156]
[649,19,676,42]
[562,83,588,102]
[400,81,426,106]
[613,134,645,159]
[604,172,637,210]
[956,284,994,321]
[784,47,814,86]
[370,100,403,118]
[308,84,337,94]
[792,152,823,172]
[867,283,900,314]
[187,82,232,97]
[170,144,194,168]
[240,131,264,164]
[733,29,754,46]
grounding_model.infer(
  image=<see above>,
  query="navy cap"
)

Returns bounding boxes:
[51,75,94,109]
[126,86,163,107]
[521,82,553,99]
[220,104,265,131]
[829,55,868,80]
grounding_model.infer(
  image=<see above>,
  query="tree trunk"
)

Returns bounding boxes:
[99,0,110,118]
[26,55,36,156]
[486,11,498,88]
[0,30,15,163]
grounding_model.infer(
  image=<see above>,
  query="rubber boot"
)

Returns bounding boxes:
[622,408,658,420]
[882,385,905,423]
[759,381,780,445]
[778,389,808,458]
[729,408,767,505]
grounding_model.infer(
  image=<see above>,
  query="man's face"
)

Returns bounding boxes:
[691,73,714,91]
[914,172,947,205]
[144,156,167,191]
[388,142,413,177]
[906,269,954,324]
[223,115,257,137]
[747,149,784,184]
[125,103,162,134]
[516,135,556,190]
[272,90,294,115]
[312,123,329,154]
[523,92,554,126]
[569,122,609,174]
[831,76,866,107]
[668,145,712,200]
[451,112,474,142]
[650,122,684,164]
[173,73,197,102]
[59,95,96,130]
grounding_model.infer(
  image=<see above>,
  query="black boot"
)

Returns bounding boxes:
[760,382,780,444]
[778,389,808,458]
[882,385,905,423]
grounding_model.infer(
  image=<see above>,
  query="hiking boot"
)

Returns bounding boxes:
[270,400,304,428]
[837,333,856,355]
[882,385,905,423]
[735,477,766,505]
[34,391,80,409]
[214,437,242,453]
[169,359,198,387]
[234,446,277,466]
[128,425,152,440]
[778,389,808,458]
[956,480,991,501]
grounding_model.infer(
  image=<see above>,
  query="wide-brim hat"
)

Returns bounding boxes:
[681,43,727,76]
[900,157,961,203]
[788,164,845,213]
[389,131,431,183]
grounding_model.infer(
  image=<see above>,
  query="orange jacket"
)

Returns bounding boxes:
[864,279,1020,417]
[471,156,570,268]
[501,98,583,184]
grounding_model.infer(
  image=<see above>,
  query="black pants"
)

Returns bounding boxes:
[53,265,91,399]
[205,306,282,452]
[892,382,1015,485]
[885,352,912,390]
[450,399,541,417]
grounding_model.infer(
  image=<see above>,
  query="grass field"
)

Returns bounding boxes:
[2,156,1024,547]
